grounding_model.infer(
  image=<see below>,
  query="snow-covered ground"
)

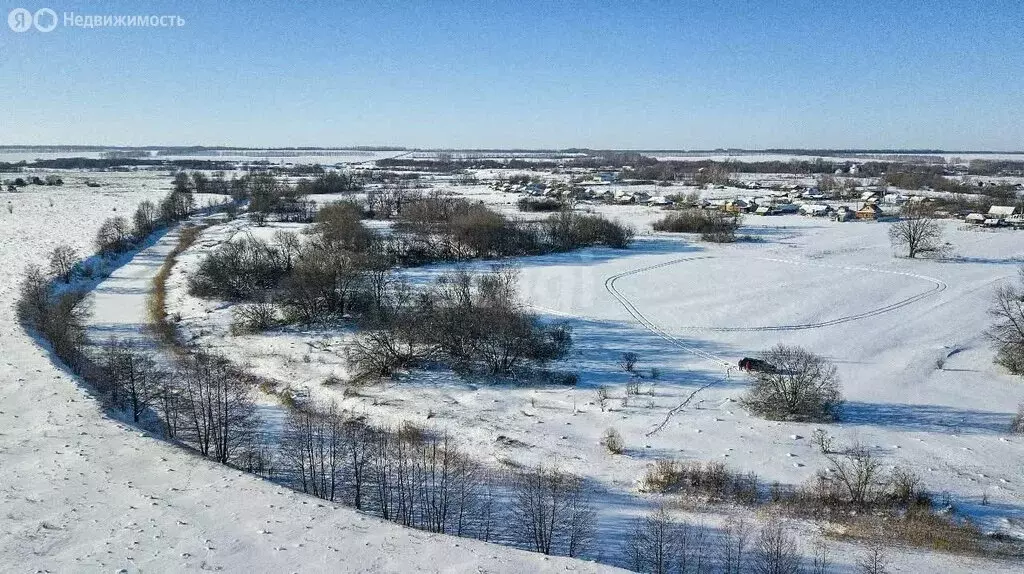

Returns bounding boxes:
[0,176,610,573]
[167,185,1024,571]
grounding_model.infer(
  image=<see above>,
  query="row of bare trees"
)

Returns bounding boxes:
[624,509,839,574]
[95,340,260,464]
[277,402,594,555]
[95,189,196,257]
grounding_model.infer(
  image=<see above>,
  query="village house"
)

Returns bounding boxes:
[725,198,756,213]
[859,190,881,204]
[833,205,854,222]
[799,203,833,217]
[855,203,883,220]
[988,205,1019,220]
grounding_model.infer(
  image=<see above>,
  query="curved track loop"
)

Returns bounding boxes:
[604,256,733,369]
[607,255,948,334]
[604,253,948,436]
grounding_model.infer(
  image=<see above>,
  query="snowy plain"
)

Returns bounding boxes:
[164,181,1024,572]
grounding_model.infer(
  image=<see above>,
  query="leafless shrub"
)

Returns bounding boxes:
[811,429,835,454]
[509,466,595,557]
[822,444,888,508]
[347,327,425,383]
[751,519,801,574]
[230,300,280,335]
[642,459,758,504]
[48,244,78,282]
[856,541,890,574]
[620,351,639,373]
[741,345,843,422]
[603,427,624,454]
[1010,404,1024,434]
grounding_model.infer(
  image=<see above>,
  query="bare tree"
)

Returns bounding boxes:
[741,345,843,422]
[280,402,346,501]
[823,443,886,508]
[133,200,160,236]
[988,268,1024,375]
[272,230,302,271]
[751,519,801,574]
[810,540,830,574]
[172,171,193,194]
[175,353,258,464]
[100,338,169,422]
[719,517,752,574]
[622,506,682,574]
[619,351,639,373]
[856,541,890,574]
[509,466,595,557]
[888,204,947,258]
[48,244,78,282]
[95,216,134,255]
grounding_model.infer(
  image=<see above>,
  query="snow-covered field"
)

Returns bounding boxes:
[165,181,1024,571]
[0,175,608,573]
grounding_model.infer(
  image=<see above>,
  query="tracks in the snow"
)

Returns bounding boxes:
[603,253,948,436]
[603,256,733,369]
[606,255,948,334]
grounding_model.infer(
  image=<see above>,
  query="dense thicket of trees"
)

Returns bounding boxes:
[653,209,741,242]
[349,267,572,380]
[188,193,627,380]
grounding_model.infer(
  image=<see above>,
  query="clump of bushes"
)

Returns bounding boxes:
[653,209,741,242]
[294,171,362,195]
[602,428,624,454]
[348,266,573,382]
[642,459,759,504]
[541,211,634,250]
[741,345,843,422]
[230,300,280,335]
[16,265,90,371]
[392,193,632,262]
[517,196,564,212]
[187,236,290,300]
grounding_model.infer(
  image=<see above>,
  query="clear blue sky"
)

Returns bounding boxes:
[2,0,1022,149]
